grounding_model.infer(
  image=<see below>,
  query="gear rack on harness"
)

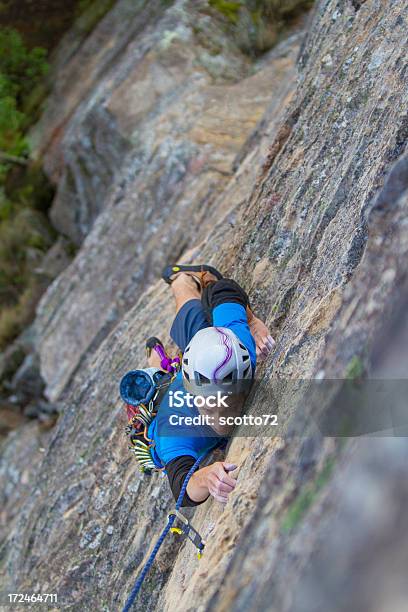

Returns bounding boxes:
[119,338,181,473]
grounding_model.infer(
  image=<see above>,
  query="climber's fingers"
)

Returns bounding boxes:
[208,480,230,501]
[256,338,270,359]
[218,481,235,494]
[206,462,237,503]
[215,464,237,488]
[211,484,230,502]
[256,339,268,356]
[212,492,229,504]
[266,335,276,351]
[256,334,276,361]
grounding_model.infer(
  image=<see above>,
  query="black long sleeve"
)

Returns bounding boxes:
[166,455,209,507]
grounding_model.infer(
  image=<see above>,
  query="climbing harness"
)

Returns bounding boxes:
[119,340,182,473]
[122,453,207,612]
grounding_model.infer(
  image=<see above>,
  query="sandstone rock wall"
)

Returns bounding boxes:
[1,1,407,611]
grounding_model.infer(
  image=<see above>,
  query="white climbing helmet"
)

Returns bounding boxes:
[182,326,253,396]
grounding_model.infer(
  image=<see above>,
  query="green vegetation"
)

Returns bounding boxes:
[209,1,242,24]
[345,355,364,380]
[208,0,314,55]
[281,457,335,532]
[0,3,116,352]
[0,0,118,51]
[0,29,48,101]
[0,28,48,170]
[0,28,54,350]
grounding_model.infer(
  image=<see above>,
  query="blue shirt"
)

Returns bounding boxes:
[148,372,221,467]
[148,303,256,467]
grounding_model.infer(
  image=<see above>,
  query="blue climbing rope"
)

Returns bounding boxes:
[122,454,206,612]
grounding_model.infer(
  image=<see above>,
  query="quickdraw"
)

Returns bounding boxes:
[169,509,206,559]
[126,393,160,472]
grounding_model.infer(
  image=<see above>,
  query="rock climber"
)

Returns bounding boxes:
[120,264,275,506]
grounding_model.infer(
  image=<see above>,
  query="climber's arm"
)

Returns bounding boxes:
[166,456,237,506]
[166,455,207,506]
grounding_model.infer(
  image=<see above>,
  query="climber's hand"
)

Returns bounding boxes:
[248,314,275,361]
[206,462,237,504]
[187,461,238,504]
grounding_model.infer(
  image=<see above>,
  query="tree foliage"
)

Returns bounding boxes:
[0,28,48,164]
[0,28,52,349]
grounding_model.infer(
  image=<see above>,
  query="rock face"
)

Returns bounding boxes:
[32,0,300,402]
[0,331,59,437]
[1,1,408,611]
[32,0,267,244]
